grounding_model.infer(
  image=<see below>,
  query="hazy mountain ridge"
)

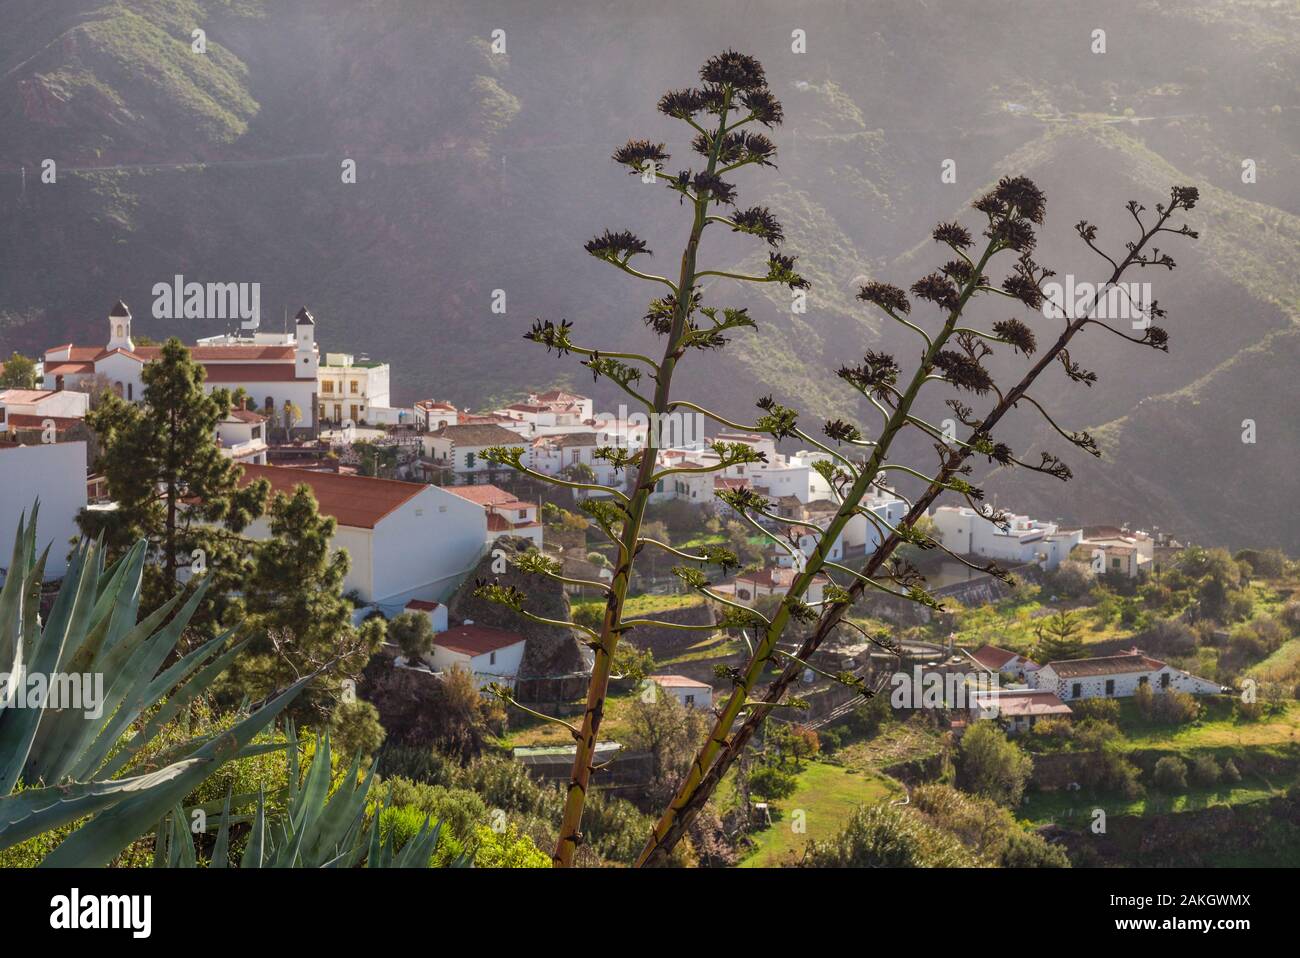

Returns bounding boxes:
[1,0,1296,547]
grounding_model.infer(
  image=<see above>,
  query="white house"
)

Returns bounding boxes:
[969,689,1072,734]
[493,390,594,437]
[1030,650,1222,701]
[1079,530,1155,578]
[733,566,829,606]
[530,431,621,494]
[429,623,527,690]
[442,484,543,549]
[43,302,320,433]
[964,643,1038,678]
[415,400,459,432]
[422,423,526,480]
[216,409,268,465]
[931,505,1082,570]
[237,464,487,609]
[404,598,449,633]
[650,674,713,710]
[773,523,845,568]
[0,439,88,580]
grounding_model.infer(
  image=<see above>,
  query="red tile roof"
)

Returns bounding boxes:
[132,345,295,362]
[0,389,56,403]
[435,624,526,657]
[1046,651,1166,678]
[969,644,1022,672]
[4,414,83,432]
[406,599,441,612]
[42,362,95,376]
[973,691,1072,718]
[443,484,516,506]
[237,464,427,528]
[203,363,301,383]
[650,674,712,689]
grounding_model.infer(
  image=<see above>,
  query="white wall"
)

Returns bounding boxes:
[370,485,487,608]
[0,441,88,580]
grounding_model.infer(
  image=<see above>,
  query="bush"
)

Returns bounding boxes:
[1234,548,1288,579]
[1189,754,1221,787]
[1152,756,1188,792]
[377,743,454,785]
[330,699,387,761]
[1153,690,1201,725]
[1000,829,1071,868]
[1041,562,1092,600]
[1221,759,1242,784]
[803,805,977,867]
[749,764,798,802]
[955,723,1032,807]
[1070,698,1121,723]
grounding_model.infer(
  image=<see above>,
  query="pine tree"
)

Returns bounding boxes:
[1034,610,1086,661]
[223,484,386,722]
[79,337,268,617]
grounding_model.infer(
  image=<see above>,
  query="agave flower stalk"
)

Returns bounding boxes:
[636,183,1199,865]
[475,51,807,866]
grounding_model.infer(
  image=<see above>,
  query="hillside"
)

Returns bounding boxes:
[0,0,1296,547]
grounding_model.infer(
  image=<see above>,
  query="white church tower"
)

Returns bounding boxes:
[295,306,318,377]
[107,299,133,351]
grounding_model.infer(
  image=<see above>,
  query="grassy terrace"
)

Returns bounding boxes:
[1019,777,1282,827]
[737,761,902,868]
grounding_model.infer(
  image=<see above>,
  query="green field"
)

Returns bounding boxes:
[738,762,902,868]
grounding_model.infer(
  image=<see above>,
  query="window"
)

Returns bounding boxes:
[685,694,695,707]
[127,383,133,400]
[489,651,496,665]
[323,381,333,394]
[1160,672,1170,689]
[350,380,359,395]
[1105,679,1115,696]
[518,509,526,519]
[1138,675,1149,686]
[465,452,476,470]
[1071,683,1081,699]
[264,397,274,411]
[319,404,326,420]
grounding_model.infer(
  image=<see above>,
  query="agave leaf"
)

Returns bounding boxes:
[290,733,332,834]
[0,542,98,793]
[240,788,266,869]
[39,673,311,868]
[209,785,233,868]
[0,760,203,852]
[98,630,247,779]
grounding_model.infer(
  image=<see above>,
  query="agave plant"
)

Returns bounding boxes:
[154,730,465,868]
[0,506,308,866]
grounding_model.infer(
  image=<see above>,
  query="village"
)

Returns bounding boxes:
[5,300,1290,870]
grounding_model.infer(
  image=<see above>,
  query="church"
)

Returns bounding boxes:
[41,301,321,435]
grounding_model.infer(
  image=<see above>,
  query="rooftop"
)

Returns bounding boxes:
[1046,651,1166,678]
[237,464,427,528]
[435,624,526,657]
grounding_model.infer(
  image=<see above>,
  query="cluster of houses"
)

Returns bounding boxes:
[0,297,1190,706]
[956,642,1224,734]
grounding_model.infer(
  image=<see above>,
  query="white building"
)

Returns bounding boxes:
[493,389,594,437]
[422,423,527,480]
[237,464,487,609]
[404,598,449,633]
[216,409,268,465]
[442,484,543,548]
[428,623,527,690]
[43,302,320,433]
[530,431,621,494]
[0,440,88,580]
[317,352,393,425]
[733,566,829,606]
[415,400,459,432]
[930,505,1082,570]
[1080,529,1155,578]
[969,689,1072,735]
[1031,650,1222,701]
[650,674,713,710]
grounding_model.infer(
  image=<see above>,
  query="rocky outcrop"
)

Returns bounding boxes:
[445,535,587,677]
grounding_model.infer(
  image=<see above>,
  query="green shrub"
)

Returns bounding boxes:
[1152,756,1188,792]
[1189,754,1220,787]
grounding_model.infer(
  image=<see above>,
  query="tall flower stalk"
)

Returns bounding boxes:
[477,51,807,866]
[635,183,1200,866]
